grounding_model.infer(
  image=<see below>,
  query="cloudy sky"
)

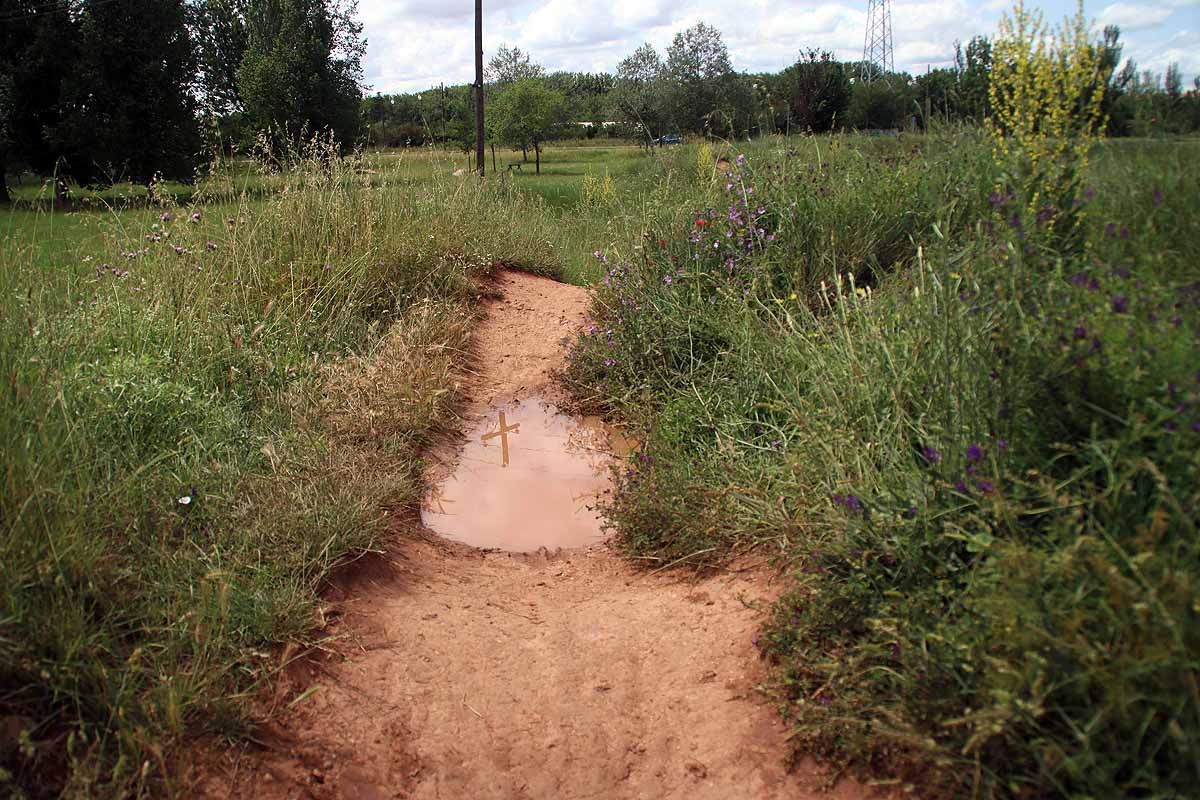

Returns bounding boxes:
[356,0,1200,94]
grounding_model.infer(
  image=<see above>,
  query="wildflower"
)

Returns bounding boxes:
[988,191,1005,207]
[178,496,191,505]
[1073,326,1087,340]
[161,212,172,223]
[663,274,672,286]
[1152,189,1164,208]
[966,443,984,463]
[832,494,864,513]
[206,241,218,251]
[975,479,995,494]
[922,446,942,464]
[904,506,918,519]
[1112,295,1129,314]
[695,219,708,227]
[955,480,970,494]
[189,211,202,223]
[736,153,746,166]
[1105,222,1117,237]
[996,439,1009,451]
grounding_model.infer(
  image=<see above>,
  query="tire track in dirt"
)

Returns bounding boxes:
[194,270,872,800]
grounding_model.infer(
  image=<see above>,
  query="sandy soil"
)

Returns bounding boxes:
[193,270,871,800]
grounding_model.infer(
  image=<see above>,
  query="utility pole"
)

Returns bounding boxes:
[475,0,485,176]
[861,0,895,83]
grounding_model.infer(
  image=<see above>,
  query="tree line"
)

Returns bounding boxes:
[3,5,1198,201]
[366,22,1200,157]
[0,0,365,202]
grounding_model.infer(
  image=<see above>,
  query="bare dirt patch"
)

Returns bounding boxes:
[193,270,872,799]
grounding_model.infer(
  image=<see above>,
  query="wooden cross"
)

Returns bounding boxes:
[480,411,520,467]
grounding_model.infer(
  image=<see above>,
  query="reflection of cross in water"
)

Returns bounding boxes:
[481,410,521,467]
[428,485,455,514]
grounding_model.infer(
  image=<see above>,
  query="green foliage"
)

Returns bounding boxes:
[566,128,1200,798]
[55,0,201,186]
[238,0,365,153]
[489,79,567,171]
[847,79,908,130]
[613,43,671,145]
[0,141,567,796]
[665,22,753,136]
[780,50,850,133]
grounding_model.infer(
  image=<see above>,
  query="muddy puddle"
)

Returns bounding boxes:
[422,398,631,552]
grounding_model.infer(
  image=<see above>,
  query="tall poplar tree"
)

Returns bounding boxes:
[53,0,201,186]
[237,0,366,152]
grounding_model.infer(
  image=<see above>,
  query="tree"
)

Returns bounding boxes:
[0,0,79,200]
[487,45,544,87]
[189,0,250,115]
[52,0,200,186]
[847,79,906,130]
[238,0,366,153]
[665,22,738,135]
[612,43,670,147]
[489,79,564,173]
[954,36,992,121]
[783,49,850,132]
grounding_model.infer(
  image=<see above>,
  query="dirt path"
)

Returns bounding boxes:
[195,271,870,800]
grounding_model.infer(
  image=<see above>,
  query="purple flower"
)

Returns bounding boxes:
[975,479,995,494]
[996,439,1009,451]
[988,191,1005,207]
[1073,326,1088,340]
[922,446,942,464]
[966,443,984,463]
[160,212,172,223]
[189,211,202,223]
[205,241,218,251]
[832,494,864,513]
[1152,189,1164,208]
[1112,295,1129,314]
[955,480,970,494]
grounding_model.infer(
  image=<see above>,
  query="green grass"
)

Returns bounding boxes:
[9,132,1194,798]
[0,142,582,797]
[565,132,1200,797]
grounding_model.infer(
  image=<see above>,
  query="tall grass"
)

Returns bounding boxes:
[565,131,1200,796]
[0,143,564,797]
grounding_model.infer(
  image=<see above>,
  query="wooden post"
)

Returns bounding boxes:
[474,0,485,176]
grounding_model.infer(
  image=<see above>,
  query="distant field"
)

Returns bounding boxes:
[2,140,675,284]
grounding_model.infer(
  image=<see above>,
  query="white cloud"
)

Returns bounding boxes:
[1097,3,1174,33]
[356,0,1196,93]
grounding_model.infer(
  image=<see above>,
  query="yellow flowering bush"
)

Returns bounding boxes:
[988,1,1110,242]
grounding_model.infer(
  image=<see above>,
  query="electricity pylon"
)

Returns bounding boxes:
[861,0,895,82]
